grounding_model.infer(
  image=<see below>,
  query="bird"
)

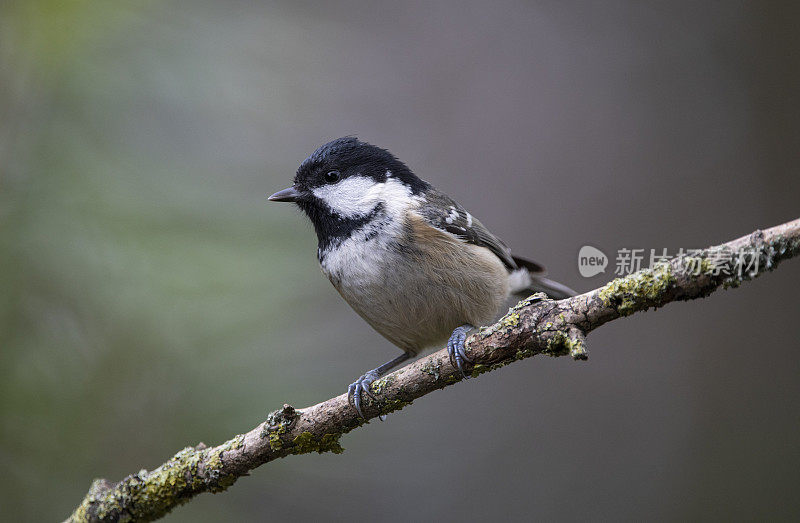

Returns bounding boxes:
[268,137,575,417]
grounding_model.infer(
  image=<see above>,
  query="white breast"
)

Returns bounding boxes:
[317,175,419,285]
[319,222,398,286]
[320,209,510,354]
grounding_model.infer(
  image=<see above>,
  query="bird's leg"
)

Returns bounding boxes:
[447,324,474,379]
[348,352,411,418]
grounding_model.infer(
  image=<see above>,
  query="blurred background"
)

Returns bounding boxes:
[1,1,799,521]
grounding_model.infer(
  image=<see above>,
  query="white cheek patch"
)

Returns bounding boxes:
[312,176,378,218]
[312,176,414,219]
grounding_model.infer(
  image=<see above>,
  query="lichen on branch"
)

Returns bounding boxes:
[67,218,800,523]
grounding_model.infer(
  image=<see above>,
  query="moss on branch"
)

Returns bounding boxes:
[67,218,800,522]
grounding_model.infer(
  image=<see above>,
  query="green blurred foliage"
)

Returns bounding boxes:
[0,2,327,519]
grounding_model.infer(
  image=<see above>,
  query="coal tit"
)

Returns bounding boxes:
[269,137,575,417]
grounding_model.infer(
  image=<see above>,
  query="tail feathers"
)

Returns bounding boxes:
[509,267,577,300]
[526,275,577,300]
[511,255,546,274]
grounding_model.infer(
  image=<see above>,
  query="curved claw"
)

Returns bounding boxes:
[348,370,379,418]
[346,354,411,419]
[447,336,465,379]
[456,329,472,363]
[362,380,377,401]
[447,324,474,379]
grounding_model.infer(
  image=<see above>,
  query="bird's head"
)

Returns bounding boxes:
[269,137,429,245]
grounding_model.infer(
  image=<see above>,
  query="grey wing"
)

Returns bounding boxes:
[416,189,575,298]
[416,189,532,272]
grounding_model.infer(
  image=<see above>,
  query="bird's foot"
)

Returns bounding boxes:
[347,353,411,419]
[447,324,474,379]
[348,369,380,418]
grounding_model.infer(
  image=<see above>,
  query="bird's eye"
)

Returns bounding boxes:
[324,171,341,183]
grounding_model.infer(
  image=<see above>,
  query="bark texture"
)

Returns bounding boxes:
[68,218,800,522]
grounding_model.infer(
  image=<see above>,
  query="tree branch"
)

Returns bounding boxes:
[68,218,800,522]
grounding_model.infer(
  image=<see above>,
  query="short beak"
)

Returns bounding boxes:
[268,186,300,202]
